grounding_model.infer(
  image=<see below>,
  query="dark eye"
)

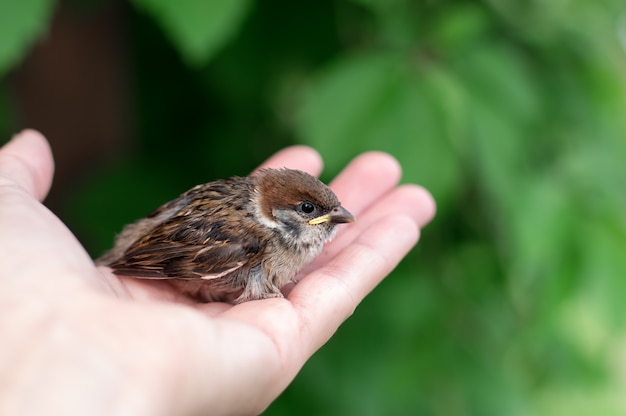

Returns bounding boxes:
[299,201,316,214]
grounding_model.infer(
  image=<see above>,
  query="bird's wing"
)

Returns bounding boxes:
[107,213,264,280]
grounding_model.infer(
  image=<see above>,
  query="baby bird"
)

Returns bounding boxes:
[97,169,355,303]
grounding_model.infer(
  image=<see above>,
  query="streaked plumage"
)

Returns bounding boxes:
[97,169,354,303]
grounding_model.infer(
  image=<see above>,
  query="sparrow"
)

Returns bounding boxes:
[96,168,355,303]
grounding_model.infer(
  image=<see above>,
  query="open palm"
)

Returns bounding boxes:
[0,130,435,415]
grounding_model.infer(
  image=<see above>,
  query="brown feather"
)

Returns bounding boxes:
[96,169,354,303]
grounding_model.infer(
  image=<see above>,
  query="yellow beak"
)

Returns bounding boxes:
[308,206,355,225]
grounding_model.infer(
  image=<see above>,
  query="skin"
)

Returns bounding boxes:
[0,130,435,415]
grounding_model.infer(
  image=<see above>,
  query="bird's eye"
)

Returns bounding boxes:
[299,201,316,214]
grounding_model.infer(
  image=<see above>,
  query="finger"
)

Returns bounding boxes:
[0,129,54,202]
[301,184,433,274]
[329,151,402,217]
[408,185,436,227]
[208,214,422,411]
[254,145,323,177]
[334,183,435,243]
[291,214,420,354]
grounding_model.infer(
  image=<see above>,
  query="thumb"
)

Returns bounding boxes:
[0,129,54,202]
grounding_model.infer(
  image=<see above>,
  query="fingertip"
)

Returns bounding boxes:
[357,214,421,260]
[8,129,50,153]
[383,213,421,243]
[329,152,402,211]
[286,145,322,163]
[396,184,437,228]
[349,154,436,226]
[287,145,324,174]
[343,151,402,185]
[334,151,402,186]
[256,145,323,177]
[1,129,54,201]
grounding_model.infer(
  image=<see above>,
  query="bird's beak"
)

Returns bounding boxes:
[309,206,356,225]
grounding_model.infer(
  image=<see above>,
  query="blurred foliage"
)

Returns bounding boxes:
[0,0,55,77]
[132,0,252,65]
[2,0,626,414]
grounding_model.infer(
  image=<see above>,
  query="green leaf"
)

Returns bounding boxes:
[432,4,490,52]
[299,53,397,163]
[131,0,252,66]
[506,175,578,310]
[455,43,541,128]
[578,216,626,329]
[298,53,461,205]
[0,0,55,77]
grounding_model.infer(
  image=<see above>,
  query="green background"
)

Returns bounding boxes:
[2,0,626,414]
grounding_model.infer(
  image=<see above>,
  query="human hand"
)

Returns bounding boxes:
[0,130,435,415]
